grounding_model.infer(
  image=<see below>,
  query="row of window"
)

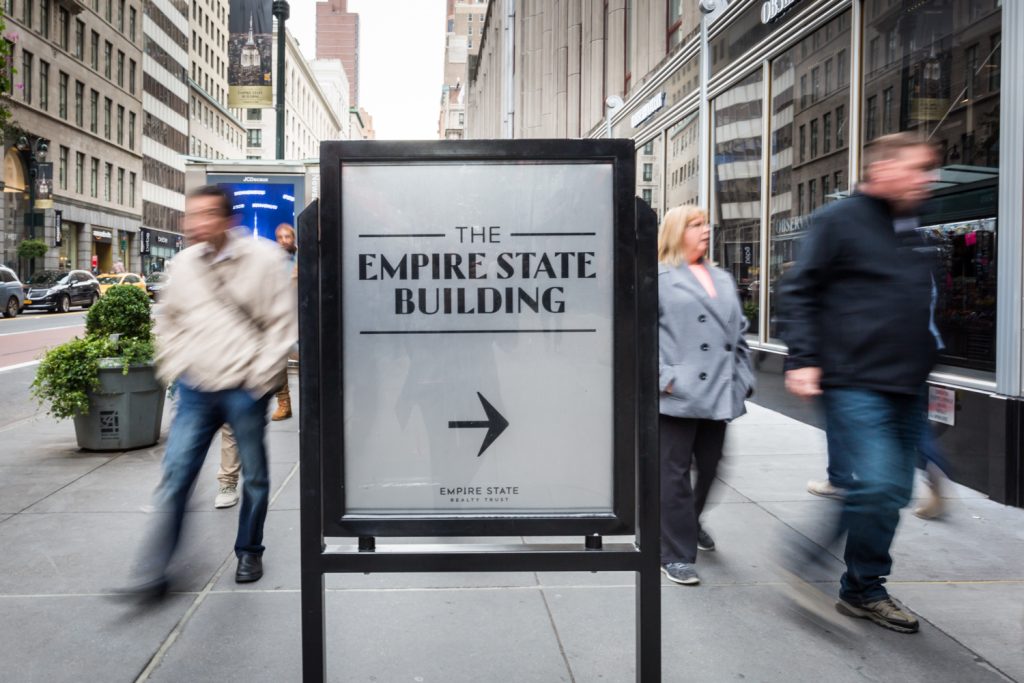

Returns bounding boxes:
[797,106,846,164]
[798,50,849,110]
[794,172,845,217]
[7,0,137,44]
[189,136,231,160]
[55,147,137,208]
[189,93,244,150]
[15,54,138,152]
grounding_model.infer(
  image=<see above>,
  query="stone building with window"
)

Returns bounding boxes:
[467,0,1024,508]
[1,0,144,275]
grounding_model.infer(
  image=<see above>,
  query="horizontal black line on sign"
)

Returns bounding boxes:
[356,233,446,238]
[508,232,597,237]
[360,329,598,335]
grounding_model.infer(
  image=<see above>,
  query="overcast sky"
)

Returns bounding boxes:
[289,0,447,140]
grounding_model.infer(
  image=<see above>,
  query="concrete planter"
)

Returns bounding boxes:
[72,361,165,451]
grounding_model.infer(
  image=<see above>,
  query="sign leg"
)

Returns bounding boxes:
[301,569,326,683]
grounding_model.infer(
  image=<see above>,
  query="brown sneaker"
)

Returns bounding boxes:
[836,597,920,633]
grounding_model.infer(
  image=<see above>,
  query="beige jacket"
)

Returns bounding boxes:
[155,230,297,397]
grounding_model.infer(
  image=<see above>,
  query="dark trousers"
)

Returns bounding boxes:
[659,414,727,565]
[140,383,272,580]
[823,388,925,604]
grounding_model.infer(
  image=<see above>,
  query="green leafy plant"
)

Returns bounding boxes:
[0,17,13,131]
[16,238,47,260]
[32,286,156,419]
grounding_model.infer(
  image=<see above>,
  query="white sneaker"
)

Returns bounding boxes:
[215,485,240,509]
[807,479,846,500]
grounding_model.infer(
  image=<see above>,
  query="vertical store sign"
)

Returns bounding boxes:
[341,162,616,517]
[54,210,63,247]
[227,0,273,107]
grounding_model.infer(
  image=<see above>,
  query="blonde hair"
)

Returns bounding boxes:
[658,205,708,266]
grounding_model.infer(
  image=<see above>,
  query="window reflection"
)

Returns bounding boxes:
[863,0,1002,371]
[637,134,663,219]
[768,12,852,341]
[712,70,763,335]
[665,111,700,210]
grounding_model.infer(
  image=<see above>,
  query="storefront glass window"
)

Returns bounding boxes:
[863,0,1002,372]
[766,11,852,342]
[665,111,700,210]
[712,70,763,335]
[636,134,663,219]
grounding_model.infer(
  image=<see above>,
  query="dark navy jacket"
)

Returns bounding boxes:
[777,192,938,394]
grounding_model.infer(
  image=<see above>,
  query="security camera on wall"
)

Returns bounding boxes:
[699,0,717,14]
[606,95,625,110]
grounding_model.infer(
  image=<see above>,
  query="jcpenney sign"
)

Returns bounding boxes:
[761,0,804,23]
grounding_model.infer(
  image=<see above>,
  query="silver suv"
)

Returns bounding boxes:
[0,266,24,318]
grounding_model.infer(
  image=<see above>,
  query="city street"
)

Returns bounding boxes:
[0,370,1021,682]
[0,312,86,430]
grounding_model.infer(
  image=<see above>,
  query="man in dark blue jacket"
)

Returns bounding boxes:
[779,133,939,634]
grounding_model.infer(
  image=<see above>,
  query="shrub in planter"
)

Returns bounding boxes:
[32,286,164,449]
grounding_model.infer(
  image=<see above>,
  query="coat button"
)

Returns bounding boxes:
[701,343,709,351]
[725,344,733,351]
[699,372,708,380]
[698,314,707,323]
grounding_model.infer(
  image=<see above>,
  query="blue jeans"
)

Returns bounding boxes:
[143,383,271,577]
[823,387,925,604]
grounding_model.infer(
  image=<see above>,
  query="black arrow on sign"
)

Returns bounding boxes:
[448,392,509,457]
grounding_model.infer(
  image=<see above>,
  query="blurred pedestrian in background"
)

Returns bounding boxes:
[657,205,755,586]
[780,132,940,633]
[213,221,299,510]
[124,185,296,598]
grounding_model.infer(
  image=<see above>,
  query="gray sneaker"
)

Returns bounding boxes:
[697,528,716,552]
[836,597,920,633]
[807,479,847,500]
[661,562,700,585]
[215,485,240,509]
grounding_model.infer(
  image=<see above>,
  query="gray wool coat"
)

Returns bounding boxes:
[658,261,755,421]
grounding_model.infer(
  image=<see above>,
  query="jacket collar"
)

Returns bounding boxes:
[660,260,733,331]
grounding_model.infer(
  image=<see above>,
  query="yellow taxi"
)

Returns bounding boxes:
[96,272,148,296]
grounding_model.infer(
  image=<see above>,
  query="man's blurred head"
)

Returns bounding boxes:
[184,185,234,245]
[275,224,296,254]
[861,133,939,212]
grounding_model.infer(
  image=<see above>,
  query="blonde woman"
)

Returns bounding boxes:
[658,205,754,585]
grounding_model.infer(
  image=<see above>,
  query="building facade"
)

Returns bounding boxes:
[187,0,245,163]
[140,0,189,272]
[242,28,345,160]
[315,0,358,108]
[1,0,145,275]
[439,0,488,140]
[468,0,1024,509]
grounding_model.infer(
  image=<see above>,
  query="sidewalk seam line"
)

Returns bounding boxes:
[538,586,578,683]
[133,460,300,682]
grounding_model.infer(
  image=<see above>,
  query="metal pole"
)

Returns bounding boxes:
[273,0,290,160]
[698,7,711,210]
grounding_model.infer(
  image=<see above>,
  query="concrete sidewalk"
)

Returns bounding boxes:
[1,368,1022,682]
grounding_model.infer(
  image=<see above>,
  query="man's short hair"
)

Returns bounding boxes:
[275,223,295,237]
[863,133,938,179]
[187,185,233,218]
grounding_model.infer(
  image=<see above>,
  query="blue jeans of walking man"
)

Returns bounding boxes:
[823,388,925,604]
[143,383,272,579]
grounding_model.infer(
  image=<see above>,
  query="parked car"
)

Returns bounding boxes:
[1,265,25,318]
[96,272,147,296]
[23,270,101,313]
[144,271,169,300]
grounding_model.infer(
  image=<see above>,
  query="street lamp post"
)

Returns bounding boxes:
[273,0,290,160]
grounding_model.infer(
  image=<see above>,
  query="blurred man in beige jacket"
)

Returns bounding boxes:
[127,185,296,596]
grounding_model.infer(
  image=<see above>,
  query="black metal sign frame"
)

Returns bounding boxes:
[299,139,661,682]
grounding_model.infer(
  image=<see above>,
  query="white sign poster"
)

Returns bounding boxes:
[341,162,615,517]
[928,386,956,426]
